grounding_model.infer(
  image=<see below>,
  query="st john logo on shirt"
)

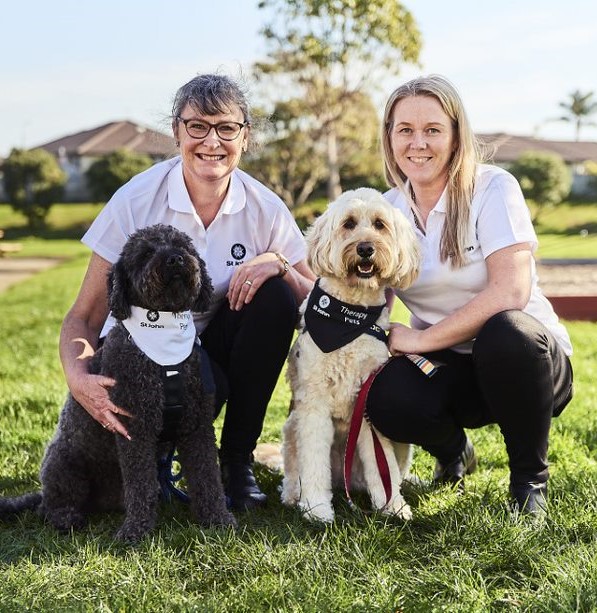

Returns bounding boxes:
[227,243,247,267]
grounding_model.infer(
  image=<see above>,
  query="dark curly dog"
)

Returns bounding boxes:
[0,224,236,541]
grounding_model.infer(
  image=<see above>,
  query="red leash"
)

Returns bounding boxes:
[343,354,439,510]
[343,365,392,509]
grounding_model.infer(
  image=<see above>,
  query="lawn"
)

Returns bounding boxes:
[1,200,597,259]
[1,202,597,611]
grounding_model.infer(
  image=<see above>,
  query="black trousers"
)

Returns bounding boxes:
[366,310,574,485]
[200,277,297,460]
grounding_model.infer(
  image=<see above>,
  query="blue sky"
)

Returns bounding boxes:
[1,0,596,157]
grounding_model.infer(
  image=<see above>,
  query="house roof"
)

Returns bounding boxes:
[35,120,175,157]
[478,133,597,164]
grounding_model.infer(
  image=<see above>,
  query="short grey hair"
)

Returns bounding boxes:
[171,74,251,124]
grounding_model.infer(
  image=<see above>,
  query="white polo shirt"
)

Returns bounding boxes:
[83,157,307,335]
[385,164,572,355]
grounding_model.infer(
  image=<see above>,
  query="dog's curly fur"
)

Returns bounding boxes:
[0,224,236,541]
[281,188,420,523]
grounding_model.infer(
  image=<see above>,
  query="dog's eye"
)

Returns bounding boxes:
[343,217,357,230]
[373,219,386,230]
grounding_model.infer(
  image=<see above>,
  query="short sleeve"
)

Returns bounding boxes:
[475,170,538,258]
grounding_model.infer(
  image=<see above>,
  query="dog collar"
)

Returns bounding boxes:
[121,306,196,366]
[304,279,387,353]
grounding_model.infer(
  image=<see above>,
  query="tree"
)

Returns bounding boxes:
[584,160,597,197]
[1,148,67,230]
[556,90,597,141]
[242,90,382,208]
[255,0,421,200]
[508,151,572,224]
[86,148,153,202]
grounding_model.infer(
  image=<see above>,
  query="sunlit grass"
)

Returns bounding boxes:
[1,245,597,610]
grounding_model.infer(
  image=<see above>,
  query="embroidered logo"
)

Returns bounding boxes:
[318,295,330,309]
[146,310,160,322]
[231,243,246,260]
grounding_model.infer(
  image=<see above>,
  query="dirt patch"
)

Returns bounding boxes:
[0,257,60,293]
[537,263,597,296]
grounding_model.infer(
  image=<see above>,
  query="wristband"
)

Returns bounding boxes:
[275,252,290,277]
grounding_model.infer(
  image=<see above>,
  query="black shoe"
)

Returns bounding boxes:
[509,481,547,517]
[433,437,478,490]
[220,455,268,511]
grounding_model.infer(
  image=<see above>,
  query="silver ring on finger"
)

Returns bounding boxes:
[102,422,109,429]
[244,279,253,287]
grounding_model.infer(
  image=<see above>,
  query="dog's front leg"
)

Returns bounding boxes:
[115,436,159,542]
[357,422,412,520]
[294,406,336,523]
[280,409,300,506]
[177,424,237,529]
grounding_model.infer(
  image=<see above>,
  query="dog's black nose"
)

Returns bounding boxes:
[166,253,184,267]
[357,242,374,258]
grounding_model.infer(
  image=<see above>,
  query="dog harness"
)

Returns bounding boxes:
[157,340,216,503]
[121,309,217,500]
[304,279,387,353]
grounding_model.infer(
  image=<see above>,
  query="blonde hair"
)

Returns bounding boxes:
[380,75,484,267]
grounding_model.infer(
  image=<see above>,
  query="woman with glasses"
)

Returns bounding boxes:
[59,74,315,511]
[364,75,573,516]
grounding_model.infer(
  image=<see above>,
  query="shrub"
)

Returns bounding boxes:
[508,151,572,223]
[86,148,153,202]
[1,148,66,230]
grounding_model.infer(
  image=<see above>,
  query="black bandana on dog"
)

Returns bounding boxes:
[304,279,387,353]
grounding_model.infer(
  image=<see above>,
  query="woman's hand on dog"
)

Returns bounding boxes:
[388,322,426,356]
[227,253,282,311]
[72,372,133,440]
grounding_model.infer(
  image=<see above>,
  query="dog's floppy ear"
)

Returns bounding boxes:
[193,256,214,313]
[305,206,336,277]
[108,259,132,320]
[390,208,421,290]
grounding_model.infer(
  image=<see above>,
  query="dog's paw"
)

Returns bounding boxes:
[383,500,413,521]
[45,508,86,533]
[115,522,151,543]
[206,511,238,530]
[280,485,300,507]
[298,501,335,524]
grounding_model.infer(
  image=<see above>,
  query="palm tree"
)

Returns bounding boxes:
[557,90,597,141]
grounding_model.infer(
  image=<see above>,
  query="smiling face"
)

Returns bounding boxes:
[173,103,249,192]
[389,95,456,194]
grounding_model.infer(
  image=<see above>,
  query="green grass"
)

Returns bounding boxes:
[533,201,597,259]
[0,203,103,258]
[1,229,597,610]
[2,199,596,260]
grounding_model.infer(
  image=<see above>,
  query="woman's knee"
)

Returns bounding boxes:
[474,310,550,364]
[249,277,297,327]
[366,360,451,445]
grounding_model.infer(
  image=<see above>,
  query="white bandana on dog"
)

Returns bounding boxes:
[121,306,196,366]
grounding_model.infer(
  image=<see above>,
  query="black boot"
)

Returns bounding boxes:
[509,481,547,517]
[220,454,268,511]
[433,436,478,491]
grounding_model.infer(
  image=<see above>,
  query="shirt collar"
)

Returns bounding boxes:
[167,160,246,215]
[405,179,448,214]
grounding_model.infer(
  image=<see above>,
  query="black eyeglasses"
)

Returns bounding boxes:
[176,117,248,141]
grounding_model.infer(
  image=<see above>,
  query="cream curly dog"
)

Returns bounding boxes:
[0,224,236,541]
[281,188,420,523]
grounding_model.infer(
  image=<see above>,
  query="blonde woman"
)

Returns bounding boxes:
[366,75,573,515]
